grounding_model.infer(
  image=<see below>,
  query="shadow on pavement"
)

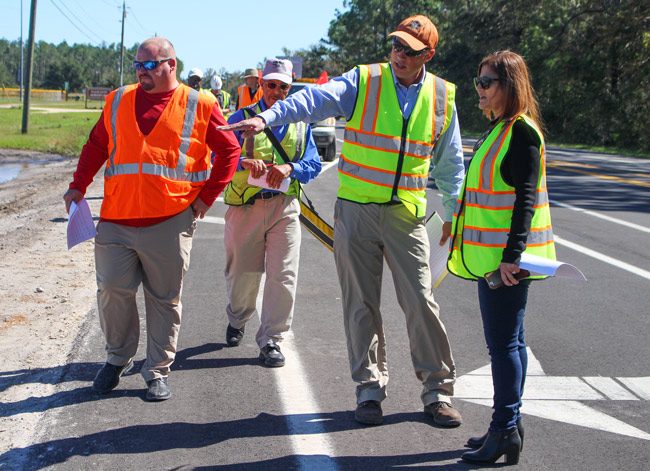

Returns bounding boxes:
[1,411,471,469]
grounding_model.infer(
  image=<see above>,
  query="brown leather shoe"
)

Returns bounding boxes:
[424,401,462,427]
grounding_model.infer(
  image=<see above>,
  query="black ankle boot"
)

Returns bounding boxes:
[466,418,524,450]
[462,427,521,465]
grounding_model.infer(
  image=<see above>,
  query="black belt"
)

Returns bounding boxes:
[250,191,281,202]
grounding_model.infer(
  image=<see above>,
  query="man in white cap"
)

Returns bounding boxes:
[218,15,464,427]
[221,58,321,367]
[187,68,204,91]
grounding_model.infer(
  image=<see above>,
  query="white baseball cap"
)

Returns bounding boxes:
[188,68,203,79]
[262,58,293,84]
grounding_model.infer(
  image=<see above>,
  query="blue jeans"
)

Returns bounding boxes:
[478,278,530,431]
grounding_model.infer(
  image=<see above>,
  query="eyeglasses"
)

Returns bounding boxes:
[133,58,173,71]
[265,82,290,91]
[391,38,429,57]
[473,76,500,90]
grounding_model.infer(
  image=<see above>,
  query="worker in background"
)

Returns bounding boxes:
[210,75,232,113]
[222,58,322,367]
[236,67,263,110]
[188,68,212,96]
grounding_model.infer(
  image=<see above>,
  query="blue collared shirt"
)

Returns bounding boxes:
[258,65,465,221]
[227,98,321,185]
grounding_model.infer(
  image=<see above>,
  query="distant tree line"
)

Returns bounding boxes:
[1,0,648,151]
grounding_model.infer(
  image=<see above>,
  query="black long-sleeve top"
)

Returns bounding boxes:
[499,119,542,264]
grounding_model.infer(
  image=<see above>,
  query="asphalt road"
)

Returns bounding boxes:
[3,130,649,470]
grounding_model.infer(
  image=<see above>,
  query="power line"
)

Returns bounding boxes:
[127,6,150,35]
[49,0,104,44]
[68,0,113,39]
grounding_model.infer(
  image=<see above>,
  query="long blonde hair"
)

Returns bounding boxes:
[478,50,543,135]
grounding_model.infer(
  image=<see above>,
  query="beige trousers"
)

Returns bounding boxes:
[224,195,301,348]
[94,207,195,382]
[333,199,456,406]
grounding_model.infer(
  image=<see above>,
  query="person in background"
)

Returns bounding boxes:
[63,37,240,402]
[222,58,321,367]
[210,75,232,113]
[187,68,204,91]
[219,15,465,428]
[447,50,556,465]
[236,67,263,110]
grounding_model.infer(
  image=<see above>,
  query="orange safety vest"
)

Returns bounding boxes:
[101,83,216,219]
[237,84,263,109]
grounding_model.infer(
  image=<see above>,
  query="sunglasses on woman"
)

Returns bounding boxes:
[391,38,430,57]
[265,82,290,91]
[473,76,500,90]
[133,58,173,71]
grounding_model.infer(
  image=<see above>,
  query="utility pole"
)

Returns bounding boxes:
[21,0,37,134]
[119,0,126,86]
[20,0,24,103]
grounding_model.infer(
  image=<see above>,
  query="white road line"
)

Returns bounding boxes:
[255,280,337,469]
[582,377,640,400]
[321,158,339,173]
[274,335,338,469]
[551,200,650,234]
[618,378,650,400]
[554,234,650,281]
[199,216,224,224]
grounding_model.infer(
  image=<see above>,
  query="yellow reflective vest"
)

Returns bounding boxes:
[447,115,556,280]
[223,102,307,205]
[338,62,455,217]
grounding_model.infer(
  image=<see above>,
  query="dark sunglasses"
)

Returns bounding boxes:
[133,58,173,71]
[473,76,500,90]
[391,38,429,57]
[265,82,290,91]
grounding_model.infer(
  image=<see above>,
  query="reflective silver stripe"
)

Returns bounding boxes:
[480,122,512,191]
[465,189,550,208]
[105,87,208,183]
[142,163,209,182]
[344,128,433,158]
[463,227,554,246]
[433,76,447,144]
[339,157,427,190]
[105,86,127,178]
[360,64,382,131]
[177,88,199,172]
[108,163,139,176]
[294,121,305,159]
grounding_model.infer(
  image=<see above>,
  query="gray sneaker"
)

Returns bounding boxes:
[146,377,171,401]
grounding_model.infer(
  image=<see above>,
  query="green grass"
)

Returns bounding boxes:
[0,107,100,156]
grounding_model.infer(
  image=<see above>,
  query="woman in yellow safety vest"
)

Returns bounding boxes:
[449,50,556,466]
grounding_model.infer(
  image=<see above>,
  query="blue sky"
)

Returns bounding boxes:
[1,0,345,77]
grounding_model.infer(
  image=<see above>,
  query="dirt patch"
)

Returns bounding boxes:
[0,149,101,453]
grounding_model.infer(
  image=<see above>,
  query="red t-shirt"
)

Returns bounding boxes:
[70,85,240,226]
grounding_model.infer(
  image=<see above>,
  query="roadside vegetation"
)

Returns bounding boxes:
[1,0,648,155]
[0,104,98,156]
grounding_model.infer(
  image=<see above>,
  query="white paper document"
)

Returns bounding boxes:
[519,252,587,280]
[247,173,290,193]
[425,212,449,288]
[67,199,96,250]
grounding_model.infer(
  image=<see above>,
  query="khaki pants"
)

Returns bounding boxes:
[94,207,195,382]
[333,199,456,406]
[224,195,301,348]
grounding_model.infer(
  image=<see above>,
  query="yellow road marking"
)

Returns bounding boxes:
[547,162,650,188]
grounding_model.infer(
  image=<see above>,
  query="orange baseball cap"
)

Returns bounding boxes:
[388,15,438,51]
